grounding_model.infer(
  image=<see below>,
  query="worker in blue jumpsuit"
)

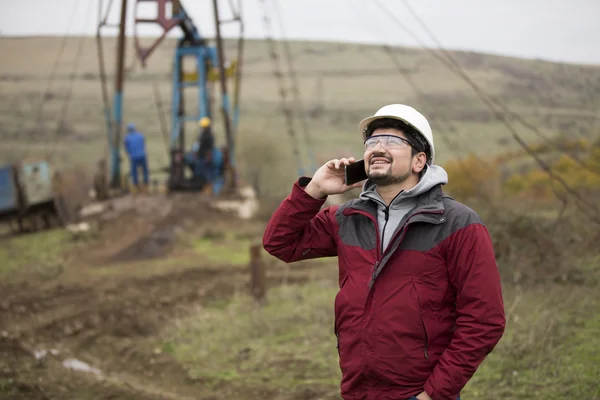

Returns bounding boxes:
[123,123,149,192]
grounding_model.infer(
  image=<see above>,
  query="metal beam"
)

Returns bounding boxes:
[212,0,236,189]
[110,0,128,189]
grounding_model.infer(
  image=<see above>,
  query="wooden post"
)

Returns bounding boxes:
[249,244,266,303]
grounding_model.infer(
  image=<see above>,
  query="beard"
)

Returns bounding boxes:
[367,156,412,187]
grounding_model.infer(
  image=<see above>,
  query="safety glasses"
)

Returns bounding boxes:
[364,135,413,150]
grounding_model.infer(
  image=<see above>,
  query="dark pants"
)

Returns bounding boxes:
[130,156,149,186]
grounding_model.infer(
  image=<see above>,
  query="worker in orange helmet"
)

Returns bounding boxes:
[196,117,215,194]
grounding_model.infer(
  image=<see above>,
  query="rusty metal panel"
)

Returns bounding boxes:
[0,164,18,213]
[17,159,54,207]
[52,166,92,225]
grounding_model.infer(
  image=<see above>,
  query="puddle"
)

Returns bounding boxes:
[62,358,103,376]
[33,348,103,377]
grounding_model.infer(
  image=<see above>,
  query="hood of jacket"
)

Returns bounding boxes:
[358,164,449,252]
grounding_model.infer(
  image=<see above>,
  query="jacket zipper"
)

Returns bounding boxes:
[383,209,444,258]
[369,209,444,288]
[421,311,430,360]
[380,206,390,255]
[413,280,430,360]
[344,207,443,364]
[345,208,444,288]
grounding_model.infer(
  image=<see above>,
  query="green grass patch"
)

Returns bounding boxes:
[0,378,18,398]
[0,229,73,280]
[163,280,342,399]
[189,231,253,266]
[463,284,600,399]
[164,272,600,399]
[573,254,600,287]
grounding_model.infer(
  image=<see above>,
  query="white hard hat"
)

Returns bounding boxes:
[359,104,435,164]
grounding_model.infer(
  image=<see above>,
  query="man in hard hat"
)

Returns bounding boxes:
[262,104,505,400]
[197,117,214,162]
[195,117,215,194]
[123,122,149,193]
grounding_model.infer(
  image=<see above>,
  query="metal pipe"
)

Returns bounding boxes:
[232,0,244,136]
[178,56,185,152]
[170,51,181,148]
[110,0,128,189]
[212,0,236,189]
[96,0,113,164]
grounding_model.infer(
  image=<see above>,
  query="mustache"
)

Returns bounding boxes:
[369,152,392,164]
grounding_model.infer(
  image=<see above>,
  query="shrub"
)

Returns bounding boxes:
[442,154,501,201]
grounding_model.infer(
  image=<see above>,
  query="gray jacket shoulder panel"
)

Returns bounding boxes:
[398,196,484,252]
[331,191,484,253]
[335,198,377,250]
[336,198,375,215]
[442,196,484,230]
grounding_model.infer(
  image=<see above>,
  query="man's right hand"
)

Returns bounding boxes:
[304,157,365,199]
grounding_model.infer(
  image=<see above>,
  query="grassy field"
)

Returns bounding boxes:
[1,221,598,400]
[1,36,599,196]
[1,36,600,399]
[162,276,600,400]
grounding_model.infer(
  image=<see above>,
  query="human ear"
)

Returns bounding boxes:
[412,152,427,173]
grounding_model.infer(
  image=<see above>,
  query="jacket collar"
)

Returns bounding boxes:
[349,184,445,218]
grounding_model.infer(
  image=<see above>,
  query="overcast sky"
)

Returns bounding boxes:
[1,0,599,65]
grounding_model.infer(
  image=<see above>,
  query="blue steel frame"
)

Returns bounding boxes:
[170,45,219,149]
[107,1,241,192]
[110,92,123,186]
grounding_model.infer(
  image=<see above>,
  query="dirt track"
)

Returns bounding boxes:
[1,266,211,399]
[1,264,316,400]
[0,191,320,399]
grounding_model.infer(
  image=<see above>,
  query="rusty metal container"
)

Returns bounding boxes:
[15,158,54,208]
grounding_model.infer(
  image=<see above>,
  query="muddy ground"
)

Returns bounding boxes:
[0,190,320,400]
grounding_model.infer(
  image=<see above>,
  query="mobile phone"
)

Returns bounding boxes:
[344,159,368,186]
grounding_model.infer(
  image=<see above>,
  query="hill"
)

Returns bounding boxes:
[0,36,599,187]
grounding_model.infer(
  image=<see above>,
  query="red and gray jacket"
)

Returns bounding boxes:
[262,166,506,400]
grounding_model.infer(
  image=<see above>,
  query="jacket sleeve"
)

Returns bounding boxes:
[424,218,506,400]
[262,178,338,262]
